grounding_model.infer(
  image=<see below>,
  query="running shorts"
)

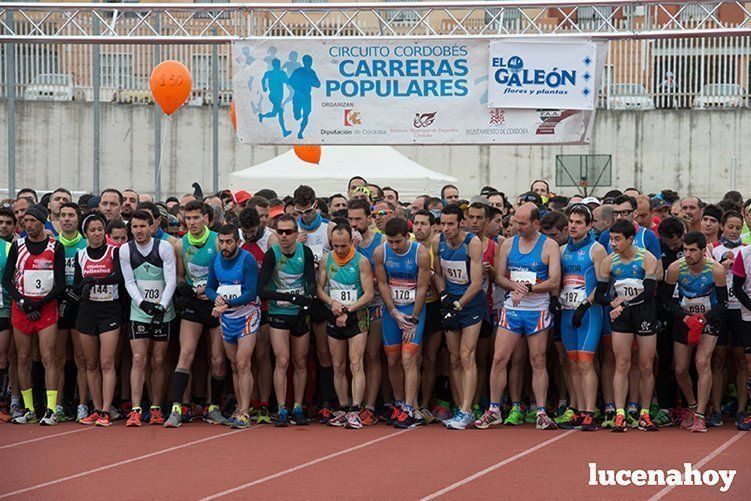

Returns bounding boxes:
[327,308,370,340]
[498,307,551,336]
[221,307,261,344]
[610,301,657,336]
[11,301,58,335]
[129,320,172,342]
[561,306,603,361]
[382,304,426,353]
[181,297,220,328]
[76,301,123,336]
[269,314,310,338]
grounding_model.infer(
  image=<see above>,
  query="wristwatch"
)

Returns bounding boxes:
[453,300,462,311]
[525,283,533,293]
[621,300,631,309]
[406,316,419,325]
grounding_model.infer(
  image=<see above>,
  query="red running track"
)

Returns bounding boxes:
[0,420,748,499]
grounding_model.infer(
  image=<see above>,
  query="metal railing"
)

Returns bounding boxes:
[1,1,751,43]
[3,19,751,109]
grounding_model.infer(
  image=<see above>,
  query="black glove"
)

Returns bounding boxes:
[150,304,166,325]
[74,277,95,296]
[440,291,454,310]
[549,295,561,316]
[139,300,160,316]
[22,300,42,314]
[65,286,81,303]
[289,294,313,307]
[81,281,95,301]
[572,301,591,328]
[176,281,196,299]
[440,302,460,332]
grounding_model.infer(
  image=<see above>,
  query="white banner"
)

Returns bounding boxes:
[487,40,598,110]
[232,38,606,145]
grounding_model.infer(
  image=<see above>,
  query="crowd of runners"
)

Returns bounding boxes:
[1,177,750,433]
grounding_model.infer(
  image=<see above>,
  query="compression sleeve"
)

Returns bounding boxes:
[732,275,751,312]
[2,242,20,303]
[704,285,728,322]
[227,253,258,308]
[627,278,656,305]
[158,240,177,307]
[658,280,685,318]
[302,246,317,297]
[594,280,611,305]
[205,258,219,303]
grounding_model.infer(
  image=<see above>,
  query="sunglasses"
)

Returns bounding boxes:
[372,210,391,217]
[277,228,297,236]
[295,206,316,216]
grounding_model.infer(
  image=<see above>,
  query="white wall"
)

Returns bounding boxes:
[0,101,747,201]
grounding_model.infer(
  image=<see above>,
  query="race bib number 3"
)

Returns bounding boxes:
[23,270,54,297]
[442,260,468,285]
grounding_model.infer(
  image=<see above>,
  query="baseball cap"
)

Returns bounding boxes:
[581,197,601,206]
[269,205,285,219]
[470,195,490,206]
[651,197,669,211]
[234,190,252,205]
[519,191,542,205]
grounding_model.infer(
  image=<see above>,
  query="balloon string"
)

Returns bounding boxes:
[155,114,171,194]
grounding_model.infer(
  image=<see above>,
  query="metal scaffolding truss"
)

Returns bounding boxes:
[1,1,751,44]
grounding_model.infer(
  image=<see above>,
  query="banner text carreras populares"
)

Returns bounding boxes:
[232,38,607,145]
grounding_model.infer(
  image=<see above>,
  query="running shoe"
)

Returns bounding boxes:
[601,409,616,429]
[256,406,272,425]
[164,407,182,428]
[95,413,112,427]
[346,411,363,429]
[653,409,673,428]
[10,402,23,420]
[627,408,640,429]
[319,407,333,425]
[149,407,165,425]
[11,409,38,425]
[328,410,347,427]
[54,405,67,423]
[247,406,258,420]
[722,399,738,417]
[554,408,576,425]
[445,410,474,430]
[380,404,396,425]
[432,401,452,422]
[180,404,193,424]
[593,407,602,421]
[290,407,309,426]
[359,407,377,426]
[80,410,101,426]
[204,405,229,425]
[680,408,696,429]
[638,414,658,432]
[126,409,142,427]
[524,407,537,424]
[275,407,289,428]
[580,413,598,432]
[442,407,460,426]
[386,405,401,426]
[412,408,426,427]
[504,407,524,426]
[611,413,627,433]
[231,412,252,429]
[394,409,416,429]
[557,412,583,430]
[76,404,89,423]
[707,410,723,428]
[649,402,661,419]
[736,413,749,430]
[474,408,504,429]
[535,412,557,430]
[108,406,122,421]
[689,415,707,433]
[555,401,568,417]
[472,404,483,420]
[40,408,59,426]
[739,414,751,431]
[420,407,436,424]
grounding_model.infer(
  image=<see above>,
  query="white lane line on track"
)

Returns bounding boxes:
[421,429,577,500]
[0,427,92,450]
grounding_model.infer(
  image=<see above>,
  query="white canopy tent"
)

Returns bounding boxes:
[229,146,457,200]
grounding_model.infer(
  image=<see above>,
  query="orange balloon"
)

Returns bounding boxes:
[294,145,321,164]
[230,101,237,131]
[149,60,192,116]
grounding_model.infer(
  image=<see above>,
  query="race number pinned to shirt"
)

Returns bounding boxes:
[330,288,358,306]
[681,295,712,315]
[277,287,303,308]
[510,270,537,285]
[614,278,644,300]
[217,284,242,302]
[442,259,468,285]
[65,257,76,282]
[90,284,116,302]
[560,275,586,309]
[138,280,164,302]
[23,270,54,297]
[389,277,417,306]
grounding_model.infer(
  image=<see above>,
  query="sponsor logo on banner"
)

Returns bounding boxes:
[535,110,578,135]
[232,39,605,144]
[413,112,437,128]
[344,109,361,126]
[487,41,597,110]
